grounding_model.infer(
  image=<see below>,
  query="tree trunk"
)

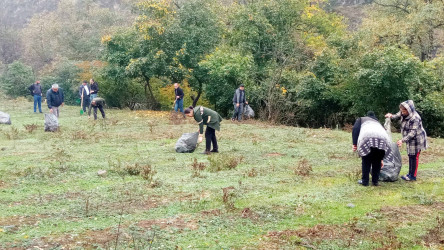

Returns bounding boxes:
[142,75,159,109]
[192,79,202,107]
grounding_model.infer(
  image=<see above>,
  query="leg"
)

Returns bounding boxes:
[37,96,42,112]
[371,148,385,185]
[237,103,244,121]
[361,153,372,186]
[33,95,37,112]
[205,127,212,152]
[232,104,238,120]
[174,100,179,112]
[98,105,105,119]
[93,106,98,120]
[53,107,59,117]
[178,99,184,113]
[210,128,218,152]
[413,151,420,178]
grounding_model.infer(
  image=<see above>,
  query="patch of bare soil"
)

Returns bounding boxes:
[377,202,444,226]
[241,208,260,220]
[422,216,444,247]
[137,216,199,231]
[265,152,286,157]
[0,215,47,232]
[201,209,221,217]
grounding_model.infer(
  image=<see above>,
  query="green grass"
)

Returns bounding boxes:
[0,97,443,249]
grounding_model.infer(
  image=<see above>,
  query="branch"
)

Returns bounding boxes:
[373,0,411,13]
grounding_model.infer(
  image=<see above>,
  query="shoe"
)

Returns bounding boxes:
[231,118,235,122]
[401,174,416,181]
[201,150,211,155]
[409,175,417,181]
[372,182,379,186]
[210,149,219,153]
[357,179,363,185]
[358,179,369,186]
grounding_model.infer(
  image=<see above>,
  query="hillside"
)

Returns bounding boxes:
[0,98,443,248]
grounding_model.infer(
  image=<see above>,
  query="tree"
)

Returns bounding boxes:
[0,61,34,98]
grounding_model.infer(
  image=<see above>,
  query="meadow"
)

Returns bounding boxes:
[0,97,443,249]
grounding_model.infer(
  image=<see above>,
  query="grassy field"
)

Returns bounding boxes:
[0,97,443,249]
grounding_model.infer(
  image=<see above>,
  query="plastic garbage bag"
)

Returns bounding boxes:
[44,113,59,132]
[380,118,402,181]
[0,111,11,124]
[243,104,255,119]
[175,132,199,153]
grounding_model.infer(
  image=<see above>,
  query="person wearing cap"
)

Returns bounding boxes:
[385,100,427,181]
[46,84,64,117]
[232,84,248,122]
[352,111,393,186]
[28,80,43,113]
[89,97,106,120]
[79,80,90,113]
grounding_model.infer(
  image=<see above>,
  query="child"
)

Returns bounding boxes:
[385,100,427,181]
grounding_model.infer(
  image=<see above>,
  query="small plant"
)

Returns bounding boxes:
[246,168,258,177]
[294,158,312,176]
[23,123,38,133]
[125,163,142,176]
[412,192,435,205]
[207,154,244,172]
[51,147,72,172]
[140,164,156,182]
[3,126,19,140]
[222,186,236,211]
[346,168,362,182]
[71,130,88,140]
[191,158,207,178]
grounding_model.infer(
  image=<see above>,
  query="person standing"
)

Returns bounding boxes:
[352,111,393,186]
[90,78,99,101]
[79,80,90,113]
[174,83,185,116]
[184,105,223,154]
[232,84,248,122]
[385,100,427,181]
[29,80,43,113]
[46,84,64,118]
[89,97,106,120]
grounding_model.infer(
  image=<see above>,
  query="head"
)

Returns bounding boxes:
[36,80,40,84]
[90,78,94,84]
[366,111,377,120]
[400,104,409,117]
[91,100,96,106]
[52,84,59,92]
[184,106,194,117]
[82,80,87,85]
[239,84,245,91]
[174,83,179,89]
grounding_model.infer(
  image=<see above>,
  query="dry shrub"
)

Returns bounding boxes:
[207,154,244,172]
[72,130,88,140]
[346,168,362,182]
[169,111,184,125]
[222,186,236,211]
[3,126,19,140]
[294,158,312,176]
[191,158,207,178]
[246,168,258,177]
[24,123,38,133]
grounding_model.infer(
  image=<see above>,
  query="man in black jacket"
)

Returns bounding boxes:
[174,83,185,116]
[79,80,90,113]
[46,84,64,117]
[28,80,43,113]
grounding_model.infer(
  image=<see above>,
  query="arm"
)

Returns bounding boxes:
[46,91,52,109]
[194,112,204,134]
[79,86,83,97]
[352,118,361,147]
[179,88,184,99]
[391,111,401,120]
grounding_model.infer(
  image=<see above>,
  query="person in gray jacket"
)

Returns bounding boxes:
[231,84,248,122]
[352,111,393,186]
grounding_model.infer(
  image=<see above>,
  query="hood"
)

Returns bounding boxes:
[400,100,416,120]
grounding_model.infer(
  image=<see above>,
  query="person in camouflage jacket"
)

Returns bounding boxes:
[385,100,427,181]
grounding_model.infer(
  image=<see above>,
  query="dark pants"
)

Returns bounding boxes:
[82,97,90,112]
[93,105,105,120]
[408,151,421,177]
[205,127,218,151]
[362,148,385,185]
[33,95,42,112]
[232,103,244,121]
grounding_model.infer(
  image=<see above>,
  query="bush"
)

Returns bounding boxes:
[0,61,34,98]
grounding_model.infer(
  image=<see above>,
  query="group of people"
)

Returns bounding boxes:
[28,79,106,120]
[352,100,427,186]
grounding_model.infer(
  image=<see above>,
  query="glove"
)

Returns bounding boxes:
[198,135,203,143]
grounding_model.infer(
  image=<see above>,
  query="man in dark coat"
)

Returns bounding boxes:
[46,84,64,117]
[174,83,185,116]
[89,97,106,120]
[29,80,43,113]
[89,78,99,101]
[232,84,248,122]
[79,80,90,113]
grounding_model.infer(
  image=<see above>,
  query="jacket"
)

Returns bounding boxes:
[175,87,184,100]
[46,88,64,108]
[391,100,427,155]
[193,106,223,134]
[28,83,42,96]
[90,82,99,94]
[352,116,393,161]
[79,85,90,99]
[232,88,246,104]
[91,97,105,106]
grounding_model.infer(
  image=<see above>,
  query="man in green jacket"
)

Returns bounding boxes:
[89,97,106,120]
[184,105,223,154]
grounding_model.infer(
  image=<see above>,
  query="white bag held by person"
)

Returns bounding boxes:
[0,111,11,124]
[175,132,199,153]
[44,113,59,132]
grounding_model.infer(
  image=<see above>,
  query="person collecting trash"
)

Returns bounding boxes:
[352,111,393,186]
[385,100,427,181]
[184,106,223,154]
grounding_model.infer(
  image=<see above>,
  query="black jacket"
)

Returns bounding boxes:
[175,87,184,100]
[91,97,105,106]
[90,82,99,94]
[46,88,64,109]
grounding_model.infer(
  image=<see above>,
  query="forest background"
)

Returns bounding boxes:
[1,0,444,136]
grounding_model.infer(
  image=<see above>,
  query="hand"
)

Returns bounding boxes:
[352,145,357,152]
[61,102,65,107]
[236,103,240,107]
[176,96,180,99]
[88,116,91,119]
[397,139,403,147]
[381,160,384,168]
[50,108,53,113]
[198,136,203,143]
[246,101,248,105]
[385,113,392,118]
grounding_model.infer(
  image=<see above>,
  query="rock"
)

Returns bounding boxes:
[0,111,11,125]
[3,225,16,232]
[97,170,107,177]
[347,203,356,208]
